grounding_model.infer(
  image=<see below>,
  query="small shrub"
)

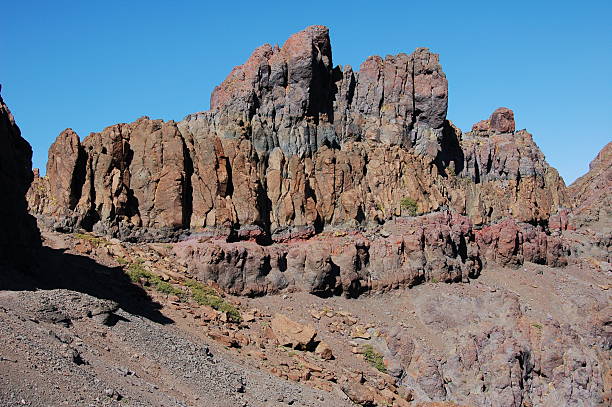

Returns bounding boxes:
[116,256,129,265]
[154,280,184,297]
[399,197,418,216]
[362,344,387,373]
[126,262,184,298]
[185,279,241,323]
[532,323,543,330]
[74,233,108,247]
[126,261,151,283]
[431,277,439,284]
[125,267,240,322]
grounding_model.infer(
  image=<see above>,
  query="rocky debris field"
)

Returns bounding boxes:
[2,227,609,406]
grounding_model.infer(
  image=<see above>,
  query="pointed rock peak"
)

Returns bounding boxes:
[588,141,612,171]
[59,128,79,140]
[490,107,515,133]
[282,25,332,63]
[210,25,333,113]
[472,107,515,134]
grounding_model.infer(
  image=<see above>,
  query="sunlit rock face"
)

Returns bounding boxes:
[28,26,566,241]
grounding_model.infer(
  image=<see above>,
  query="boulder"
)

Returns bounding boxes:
[270,314,317,350]
[314,341,334,360]
[471,107,515,133]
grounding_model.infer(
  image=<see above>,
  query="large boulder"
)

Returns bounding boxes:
[471,107,515,134]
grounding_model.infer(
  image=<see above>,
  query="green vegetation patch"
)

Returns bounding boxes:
[184,279,241,323]
[126,261,185,298]
[399,197,418,216]
[362,344,387,373]
[73,233,108,247]
[116,256,129,265]
[123,262,241,323]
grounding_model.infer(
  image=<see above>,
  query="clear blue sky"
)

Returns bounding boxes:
[2,1,610,184]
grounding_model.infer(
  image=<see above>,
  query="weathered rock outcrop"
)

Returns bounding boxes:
[476,218,568,267]
[0,87,40,270]
[457,110,567,225]
[27,26,567,243]
[471,107,515,134]
[173,211,481,297]
[568,141,611,229]
[392,290,608,406]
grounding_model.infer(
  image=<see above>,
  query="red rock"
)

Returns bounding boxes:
[208,330,239,348]
[314,341,334,360]
[471,107,515,133]
[270,314,317,350]
[28,27,567,240]
[476,218,568,267]
[568,142,611,229]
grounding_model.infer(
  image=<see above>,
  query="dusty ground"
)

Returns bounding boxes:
[1,230,610,406]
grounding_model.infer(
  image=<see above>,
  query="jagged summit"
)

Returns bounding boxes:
[203,25,448,157]
[27,26,564,241]
[471,107,515,133]
[1,27,610,407]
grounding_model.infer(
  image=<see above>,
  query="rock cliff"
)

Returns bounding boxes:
[0,86,40,270]
[27,26,567,244]
[5,26,610,407]
[568,141,611,229]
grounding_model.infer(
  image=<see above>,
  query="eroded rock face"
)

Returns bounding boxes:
[0,88,40,269]
[476,218,568,267]
[458,125,567,225]
[471,107,515,134]
[27,26,566,242]
[398,290,607,406]
[173,211,481,296]
[568,141,611,230]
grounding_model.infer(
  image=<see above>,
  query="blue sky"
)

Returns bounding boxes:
[2,1,610,184]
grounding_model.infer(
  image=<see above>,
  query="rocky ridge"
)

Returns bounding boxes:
[2,25,610,407]
[28,26,566,243]
[26,26,572,297]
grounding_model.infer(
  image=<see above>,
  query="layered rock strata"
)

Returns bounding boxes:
[173,211,481,297]
[0,86,40,269]
[27,26,567,244]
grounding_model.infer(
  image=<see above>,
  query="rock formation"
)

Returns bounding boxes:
[568,141,611,229]
[5,26,610,407]
[0,86,40,270]
[173,211,481,297]
[27,26,567,244]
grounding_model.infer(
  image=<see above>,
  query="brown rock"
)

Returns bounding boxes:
[208,330,239,348]
[314,341,334,360]
[270,314,317,350]
[568,142,612,229]
[471,107,515,133]
[31,48,564,240]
